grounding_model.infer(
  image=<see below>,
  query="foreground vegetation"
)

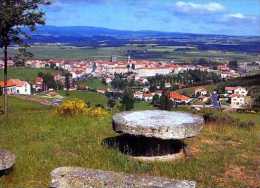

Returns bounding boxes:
[0,96,259,188]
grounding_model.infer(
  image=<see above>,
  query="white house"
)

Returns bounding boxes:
[16,81,31,95]
[143,93,154,102]
[165,82,172,88]
[134,91,143,100]
[225,86,247,96]
[234,87,248,97]
[195,88,208,97]
[231,94,246,109]
[0,79,31,95]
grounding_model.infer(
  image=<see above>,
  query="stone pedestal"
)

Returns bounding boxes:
[111,110,204,160]
[113,110,204,140]
[0,149,16,173]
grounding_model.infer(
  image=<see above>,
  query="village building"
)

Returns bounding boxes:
[234,87,248,96]
[34,77,44,92]
[0,79,31,95]
[134,91,143,100]
[143,93,154,102]
[165,83,171,88]
[105,77,112,84]
[97,89,107,94]
[168,92,191,104]
[225,86,247,96]
[195,87,208,97]
[230,94,250,109]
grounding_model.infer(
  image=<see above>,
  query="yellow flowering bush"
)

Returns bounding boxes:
[86,107,109,118]
[56,99,86,116]
[56,99,108,118]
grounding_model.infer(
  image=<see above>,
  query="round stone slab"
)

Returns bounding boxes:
[112,110,204,140]
[0,149,16,171]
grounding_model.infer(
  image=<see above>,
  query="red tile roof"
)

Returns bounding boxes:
[0,81,16,87]
[230,94,241,98]
[0,79,27,87]
[225,87,238,91]
[168,92,190,101]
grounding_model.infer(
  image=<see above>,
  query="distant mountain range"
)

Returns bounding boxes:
[32,25,260,39]
[26,26,260,53]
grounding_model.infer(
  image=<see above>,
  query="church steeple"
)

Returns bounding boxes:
[127,55,131,64]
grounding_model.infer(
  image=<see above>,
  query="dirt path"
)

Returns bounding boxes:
[15,95,53,106]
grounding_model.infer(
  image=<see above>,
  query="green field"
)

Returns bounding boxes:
[1,45,258,63]
[77,78,108,90]
[0,96,259,187]
[59,90,108,106]
[0,68,56,82]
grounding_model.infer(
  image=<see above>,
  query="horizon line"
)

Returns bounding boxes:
[38,25,260,38]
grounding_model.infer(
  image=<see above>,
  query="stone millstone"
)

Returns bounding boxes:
[50,167,196,188]
[0,149,16,171]
[112,110,204,140]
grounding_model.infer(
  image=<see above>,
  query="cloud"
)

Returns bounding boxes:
[174,1,225,15]
[226,13,256,21]
[58,0,107,3]
[218,13,258,24]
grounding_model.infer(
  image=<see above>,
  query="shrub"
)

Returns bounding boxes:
[56,99,86,116]
[56,99,108,118]
[86,107,109,118]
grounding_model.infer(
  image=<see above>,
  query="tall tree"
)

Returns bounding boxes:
[42,72,56,91]
[0,0,50,114]
[152,94,160,106]
[229,60,238,70]
[107,98,116,112]
[121,88,135,111]
[159,90,173,111]
[14,47,33,67]
[64,72,72,96]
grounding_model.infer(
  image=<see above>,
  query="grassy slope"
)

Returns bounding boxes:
[59,90,108,106]
[0,97,259,188]
[177,85,216,97]
[0,68,56,82]
[78,78,108,90]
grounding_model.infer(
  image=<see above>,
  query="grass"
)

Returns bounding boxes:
[133,101,155,111]
[0,96,259,188]
[0,68,56,82]
[177,84,216,97]
[78,78,108,90]
[59,90,108,106]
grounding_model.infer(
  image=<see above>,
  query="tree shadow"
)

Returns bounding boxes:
[102,134,185,157]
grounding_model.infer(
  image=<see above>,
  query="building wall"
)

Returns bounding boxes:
[231,96,245,109]
[16,83,31,95]
[234,88,248,97]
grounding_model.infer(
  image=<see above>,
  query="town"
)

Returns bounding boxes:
[1,56,260,111]
[1,0,260,187]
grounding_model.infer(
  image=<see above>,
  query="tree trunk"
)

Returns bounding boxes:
[3,45,8,115]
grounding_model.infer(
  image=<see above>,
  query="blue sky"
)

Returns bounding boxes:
[44,0,260,36]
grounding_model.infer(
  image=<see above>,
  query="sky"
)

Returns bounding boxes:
[43,0,260,36]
